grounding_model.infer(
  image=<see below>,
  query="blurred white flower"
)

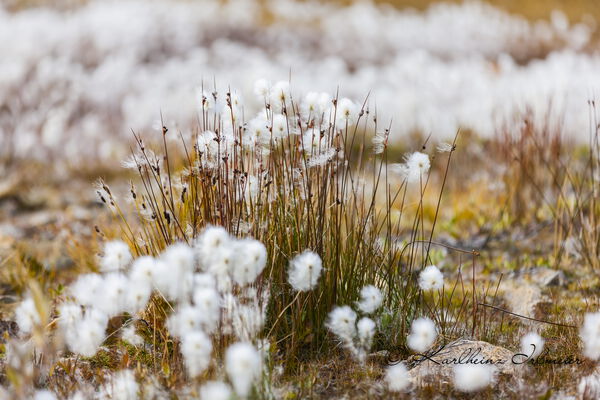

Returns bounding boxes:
[200,381,232,400]
[288,250,323,292]
[181,331,213,377]
[326,305,357,343]
[418,265,444,291]
[407,317,437,353]
[520,332,544,359]
[225,342,261,397]
[100,240,132,272]
[356,285,383,314]
[453,364,496,392]
[385,363,410,392]
[581,312,600,360]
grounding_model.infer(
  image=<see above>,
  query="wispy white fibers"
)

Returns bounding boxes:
[581,312,600,360]
[200,381,232,400]
[418,265,444,291]
[356,285,383,314]
[385,363,411,392]
[520,332,545,359]
[2,0,598,167]
[453,364,496,392]
[99,241,132,272]
[225,342,261,398]
[288,250,323,292]
[407,317,437,353]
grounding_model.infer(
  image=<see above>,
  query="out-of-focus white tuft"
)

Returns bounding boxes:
[326,305,357,343]
[453,364,496,392]
[407,317,437,353]
[385,362,411,392]
[225,342,261,397]
[100,240,132,272]
[418,265,444,291]
[520,332,545,359]
[581,312,600,360]
[288,250,323,292]
[200,381,232,400]
[356,285,383,314]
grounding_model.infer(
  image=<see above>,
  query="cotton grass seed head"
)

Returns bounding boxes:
[385,363,410,392]
[200,381,232,400]
[15,296,41,335]
[453,364,496,392]
[326,305,357,342]
[232,238,267,286]
[581,312,600,360]
[181,331,213,378]
[225,342,261,398]
[520,332,545,359]
[100,240,132,272]
[407,317,437,353]
[419,265,444,291]
[356,285,383,314]
[288,250,323,292]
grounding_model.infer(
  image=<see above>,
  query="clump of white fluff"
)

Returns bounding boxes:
[357,317,376,351]
[100,240,132,272]
[66,309,108,357]
[327,306,357,343]
[225,342,261,398]
[200,381,232,400]
[356,285,383,314]
[288,250,323,292]
[232,238,267,286]
[158,242,196,302]
[335,97,359,126]
[385,363,411,392]
[407,317,437,353]
[520,332,545,359]
[33,391,56,400]
[101,369,139,400]
[581,312,600,360]
[14,296,41,335]
[391,152,431,183]
[181,331,213,377]
[195,225,232,267]
[453,364,496,392]
[418,265,444,291]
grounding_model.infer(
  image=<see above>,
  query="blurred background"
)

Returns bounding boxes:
[1,0,599,168]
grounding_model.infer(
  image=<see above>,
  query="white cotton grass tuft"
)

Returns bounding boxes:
[407,317,437,353]
[232,238,267,286]
[253,78,271,99]
[14,296,41,335]
[335,97,359,126]
[453,364,496,392]
[194,225,232,268]
[580,311,600,360]
[181,331,213,378]
[225,342,261,398]
[121,324,143,347]
[102,369,139,400]
[418,265,444,291]
[357,317,376,350]
[65,309,108,357]
[392,151,431,183]
[520,332,545,359]
[99,240,132,272]
[288,250,323,292]
[33,391,56,400]
[326,305,357,343]
[385,362,411,392]
[200,381,232,400]
[356,285,383,314]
